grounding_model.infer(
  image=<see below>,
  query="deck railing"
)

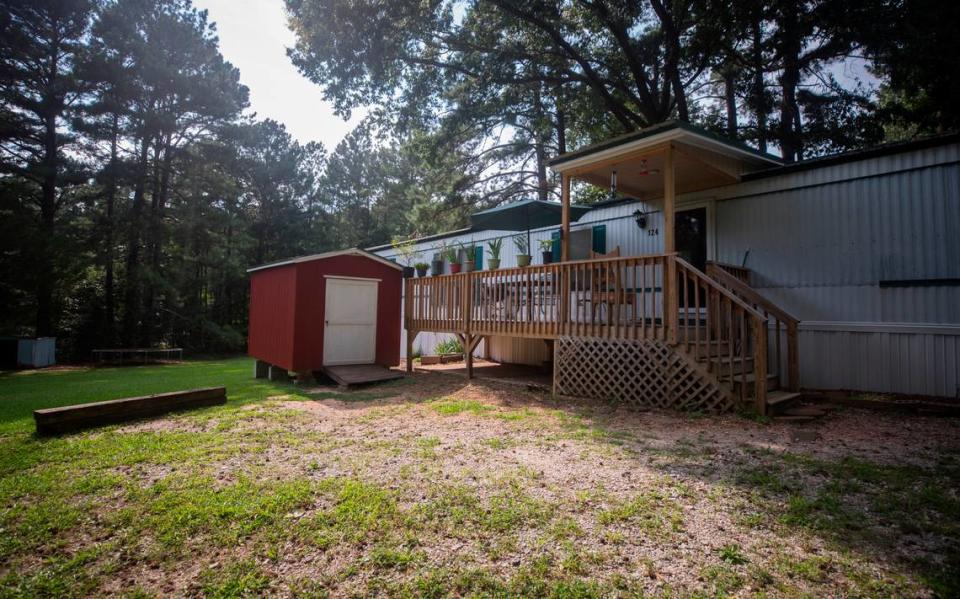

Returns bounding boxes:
[705,264,799,392]
[406,253,775,412]
[406,254,671,341]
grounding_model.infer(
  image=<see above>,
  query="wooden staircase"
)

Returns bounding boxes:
[671,259,802,415]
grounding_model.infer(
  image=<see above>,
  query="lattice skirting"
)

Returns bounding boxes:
[554,336,735,412]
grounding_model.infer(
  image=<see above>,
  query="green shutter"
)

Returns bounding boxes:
[474,245,483,269]
[592,224,607,254]
[551,230,561,261]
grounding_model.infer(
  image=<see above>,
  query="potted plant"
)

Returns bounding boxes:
[459,242,476,273]
[539,239,554,264]
[414,262,430,277]
[487,238,502,270]
[392,236,419,278]
[445,244,461,274]
[513,234,531,267]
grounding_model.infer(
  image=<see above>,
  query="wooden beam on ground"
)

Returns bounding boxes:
[34,387,226,436]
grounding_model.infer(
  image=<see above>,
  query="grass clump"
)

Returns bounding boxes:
[430,397,492,416]
[597,489,684,537]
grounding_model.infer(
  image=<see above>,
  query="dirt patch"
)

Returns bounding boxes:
[6,370,959,597]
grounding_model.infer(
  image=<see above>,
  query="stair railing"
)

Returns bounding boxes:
[705,264,799,392]
[674,257,769,413]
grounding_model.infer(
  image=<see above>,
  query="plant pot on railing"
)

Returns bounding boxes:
[487,259,500,270]
[430,259,444,276]
[516,254,531,267]
[414,263,429,277]
[449,262,462,274]
[402,266,415,278]
[462,260,475,273]
[541,251,553,265]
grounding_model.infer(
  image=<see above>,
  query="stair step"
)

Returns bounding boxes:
[689,342,734,356]
[766,390,802,407]
[697,354,754,368]
[725,372,779,393]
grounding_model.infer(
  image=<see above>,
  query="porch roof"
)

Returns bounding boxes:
[549,120,782,200]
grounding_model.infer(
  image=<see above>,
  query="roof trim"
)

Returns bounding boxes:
[247,248,404,273]
[365,227,475,252]
[742,132,960,181]
[548,120,782,172]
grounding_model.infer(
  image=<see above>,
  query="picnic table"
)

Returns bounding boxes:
[92,348,184,365]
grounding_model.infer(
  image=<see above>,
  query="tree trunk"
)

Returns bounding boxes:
[724,69,738,138]
[777,3,803,162]
[103,113,119,345]
[532,86,549,202]
[750,15,768,153]
[122,135,151,346]
[35,110,58,337]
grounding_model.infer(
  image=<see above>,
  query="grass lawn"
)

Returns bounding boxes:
[1,358,958,597]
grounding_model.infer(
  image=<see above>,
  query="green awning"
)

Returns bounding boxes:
[470,199,591,233]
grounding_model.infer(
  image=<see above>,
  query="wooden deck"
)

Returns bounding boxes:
[405,253,799,414]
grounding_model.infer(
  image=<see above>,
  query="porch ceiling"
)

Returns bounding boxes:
[572,143,742,199]
[549,121,782,201]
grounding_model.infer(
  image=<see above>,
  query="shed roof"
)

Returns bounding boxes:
[247,248,403,274]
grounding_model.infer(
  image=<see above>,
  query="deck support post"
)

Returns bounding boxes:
[560,174,571,262]
[787,321,799,391]
[663,143,678,344]
[753,316,769,415]
[458,333,483,379]
[406,330,417,372]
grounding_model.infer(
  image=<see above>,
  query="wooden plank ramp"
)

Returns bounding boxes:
[34,387,226,436]
[320,364,403,387]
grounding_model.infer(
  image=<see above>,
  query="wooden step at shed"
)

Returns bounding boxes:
[320,364,403,387]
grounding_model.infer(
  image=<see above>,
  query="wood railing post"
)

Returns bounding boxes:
[753,315,768,415]
[461,273,472,335]
[787,320,799,392]
[558,263,569,336]
[665,255,678,344]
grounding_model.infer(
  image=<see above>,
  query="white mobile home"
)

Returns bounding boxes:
[373,122,959,407]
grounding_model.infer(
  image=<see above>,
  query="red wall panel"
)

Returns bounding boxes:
[247,264,297,371]
[248,253,402,374]
[292,255,402,371]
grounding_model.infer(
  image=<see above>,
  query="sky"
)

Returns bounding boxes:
[193,0,367,148]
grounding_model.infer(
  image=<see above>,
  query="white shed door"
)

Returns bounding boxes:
[323,277,378,365]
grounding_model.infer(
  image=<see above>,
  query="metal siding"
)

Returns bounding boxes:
[16,338,56,368]
[798,329,959,397]
[716,162,960,324]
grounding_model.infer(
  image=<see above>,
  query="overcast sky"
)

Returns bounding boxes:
[193,0,367,149]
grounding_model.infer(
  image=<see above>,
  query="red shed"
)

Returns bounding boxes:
[247,248,403,375]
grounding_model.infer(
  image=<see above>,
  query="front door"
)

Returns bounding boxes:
[675,207,708,272]
[323,277,378,365]
[675,207,709,312]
